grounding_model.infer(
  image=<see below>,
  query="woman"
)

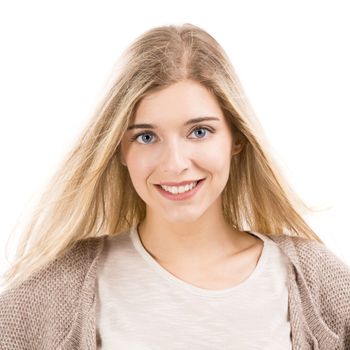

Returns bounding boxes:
[0,23,349,349]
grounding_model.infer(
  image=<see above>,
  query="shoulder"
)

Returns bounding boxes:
[270,233,349,275]
[0,235,107,349]
[1,234,106,295]
[292,235,350,304]
[268,233,350,287]
[291,236,350,296]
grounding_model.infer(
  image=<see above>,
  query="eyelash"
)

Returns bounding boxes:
[129,126,216,144]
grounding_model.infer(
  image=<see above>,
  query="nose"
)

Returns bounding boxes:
[158,139,191,175]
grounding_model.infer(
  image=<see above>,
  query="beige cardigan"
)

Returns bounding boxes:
[0,232,349,349]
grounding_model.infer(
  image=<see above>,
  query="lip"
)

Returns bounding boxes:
[154,178,206,201]
[157,178,204,186]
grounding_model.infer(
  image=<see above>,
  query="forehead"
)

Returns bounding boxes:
[133,80,224,125]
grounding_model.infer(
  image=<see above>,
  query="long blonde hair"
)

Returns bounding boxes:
[1,23,324,292]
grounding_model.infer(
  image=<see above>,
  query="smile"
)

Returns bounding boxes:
[154,178,206,201]
[160,180,198,194]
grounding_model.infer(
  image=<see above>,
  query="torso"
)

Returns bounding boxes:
[158,231,264,290]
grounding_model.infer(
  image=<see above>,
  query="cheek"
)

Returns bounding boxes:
[199,141,231,170]
[125,154,163,206]
[125,151,155,190]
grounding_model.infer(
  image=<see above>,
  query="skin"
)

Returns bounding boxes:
[120,79,263,289]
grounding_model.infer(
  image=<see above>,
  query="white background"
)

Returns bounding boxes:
[0,0,349,283]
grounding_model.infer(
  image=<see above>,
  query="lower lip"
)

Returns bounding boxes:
[154,179,206,201]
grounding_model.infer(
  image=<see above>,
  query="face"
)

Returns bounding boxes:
[120,79,242,224]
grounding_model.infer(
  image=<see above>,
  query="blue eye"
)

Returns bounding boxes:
[191,127,209,139]
[130,126,215,145]
[130,131,156,144]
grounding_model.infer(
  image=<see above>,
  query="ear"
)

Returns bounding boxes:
[231,135,245,156]
[118,145,127,166]
[120,153,127,166]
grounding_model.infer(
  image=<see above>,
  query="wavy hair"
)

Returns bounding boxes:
[1,23,324,291]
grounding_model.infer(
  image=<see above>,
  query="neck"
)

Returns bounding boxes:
[136,216,246,269]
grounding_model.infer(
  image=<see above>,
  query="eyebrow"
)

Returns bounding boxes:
[127,116,221,130]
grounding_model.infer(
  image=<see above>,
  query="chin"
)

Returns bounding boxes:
[159,208,206,224]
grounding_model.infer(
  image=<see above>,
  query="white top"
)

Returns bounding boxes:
[95,225,292,349]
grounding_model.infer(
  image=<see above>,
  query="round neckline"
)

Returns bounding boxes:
[129,224,270,298]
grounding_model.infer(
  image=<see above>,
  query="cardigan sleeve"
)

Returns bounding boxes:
[0,237,99,350]
[294,238,350,350]
[321,247,350,350]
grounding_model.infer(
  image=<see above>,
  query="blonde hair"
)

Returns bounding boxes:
[1,23,324,292]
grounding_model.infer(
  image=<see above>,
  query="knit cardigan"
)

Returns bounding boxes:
[0,232,349,350]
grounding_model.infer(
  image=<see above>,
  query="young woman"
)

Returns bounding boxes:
[0,23,349,350]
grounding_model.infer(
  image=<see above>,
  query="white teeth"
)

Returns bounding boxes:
[160,181,198,194]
